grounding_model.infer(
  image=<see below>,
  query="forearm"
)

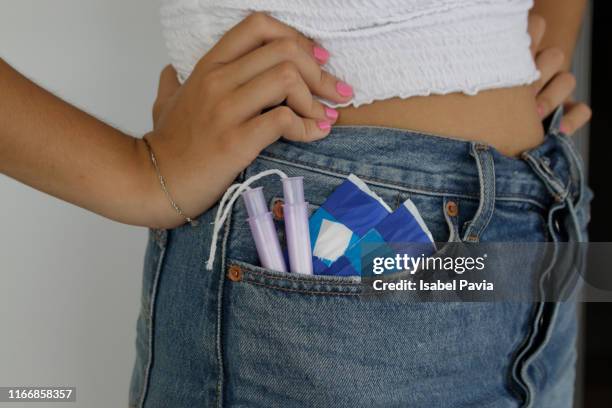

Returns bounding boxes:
[0,58,156,226]
[532,0,588,69]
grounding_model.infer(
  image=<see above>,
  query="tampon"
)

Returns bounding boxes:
[242,187,287,272]
[281,177,313,275]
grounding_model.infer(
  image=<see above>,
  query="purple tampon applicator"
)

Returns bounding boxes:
[242,187,287,272]
[281,177,313,275]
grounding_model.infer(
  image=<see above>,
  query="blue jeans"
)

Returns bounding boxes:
[129,108,591,407]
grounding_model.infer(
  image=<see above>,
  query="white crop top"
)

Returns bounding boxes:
[160,0,539,107]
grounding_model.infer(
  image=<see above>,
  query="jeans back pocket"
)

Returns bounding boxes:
[224,154,457,293]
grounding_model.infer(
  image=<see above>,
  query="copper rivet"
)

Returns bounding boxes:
[446,201,459,217]
[227,265,243,282]
[272,199,284,220]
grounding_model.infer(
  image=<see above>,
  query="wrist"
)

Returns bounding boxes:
[135,133,188,229]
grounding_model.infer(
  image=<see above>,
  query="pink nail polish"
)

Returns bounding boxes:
[336,81,353,97]
[324,107,339,120]
[313,46,329,63]
[317,120,332,131]
[560,124,569,134]
[537,105,545,118]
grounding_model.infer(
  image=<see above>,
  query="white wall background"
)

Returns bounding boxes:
[0,1,169,407]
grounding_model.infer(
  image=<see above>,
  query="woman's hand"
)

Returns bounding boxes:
[143,12,352,228]
[528,13,592,136]
[0,13,350,229]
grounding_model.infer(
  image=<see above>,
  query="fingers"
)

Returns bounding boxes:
[531,43,592,135]
[220,62,338,125]
[532,47,565,94]
[536,71,576,119]
[528,13,546,57]
[215,38,352,104]
[238,106,331,154]
[560,102,592,136]
[199,12,322,71]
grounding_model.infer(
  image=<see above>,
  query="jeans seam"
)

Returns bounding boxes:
[553,133,585,209]
[508,302,542,407]
[136,231,168,408]
[214,208,234,408]
[258,154,548,209]
[516,207,563,408]
[509,154,571,407]
[462,144,495,241]
[519,303,560,408]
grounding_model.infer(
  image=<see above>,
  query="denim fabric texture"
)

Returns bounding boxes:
[129,107,591,408]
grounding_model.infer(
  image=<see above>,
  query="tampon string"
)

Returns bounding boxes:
[206,169,288,270]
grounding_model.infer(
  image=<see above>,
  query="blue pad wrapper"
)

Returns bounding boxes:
[323,199,436,277]
[309,174,391,274]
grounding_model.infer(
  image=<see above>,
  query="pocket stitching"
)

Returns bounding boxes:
[245,266,360,285]
[245,279,361,296]
[231,260,360,285]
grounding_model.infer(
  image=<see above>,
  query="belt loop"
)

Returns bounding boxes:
[547,105,565,135]
[521,151,569,203]
[552,132,586,210]
[546,104,585,208]
[521,142,585,243]
[462,142,496,243]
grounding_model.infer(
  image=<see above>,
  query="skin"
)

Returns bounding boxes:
[0,14,349,228]
[528,11,592,135]
[0,5,592,229]
[532,0,589,71]
[337,1,590,156]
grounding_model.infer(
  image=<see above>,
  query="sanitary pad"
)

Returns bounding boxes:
[310,174,435,277]
[323,199,436,276]
[309,174,391,274]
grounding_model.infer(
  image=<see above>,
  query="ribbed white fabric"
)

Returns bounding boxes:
[160,0,539,107]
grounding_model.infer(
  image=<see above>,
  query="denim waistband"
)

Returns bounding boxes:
[260,124,578,210]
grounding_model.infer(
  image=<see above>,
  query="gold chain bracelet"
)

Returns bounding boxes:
[142,137,198,227]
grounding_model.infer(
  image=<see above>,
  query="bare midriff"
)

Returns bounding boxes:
[336,85,545,157]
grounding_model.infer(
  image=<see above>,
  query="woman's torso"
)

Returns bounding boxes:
[161,0,544,156]
[337,86,544,156]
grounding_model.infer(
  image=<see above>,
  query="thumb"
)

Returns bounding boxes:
[153,65,181,127]
[157,64,181,101]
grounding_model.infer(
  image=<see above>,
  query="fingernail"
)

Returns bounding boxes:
[336,81,353,97]
[560,124,569,134]
[317,120,332,131]
[324,107,339,120]
[537,104,545,118]
[313,46,330,64]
